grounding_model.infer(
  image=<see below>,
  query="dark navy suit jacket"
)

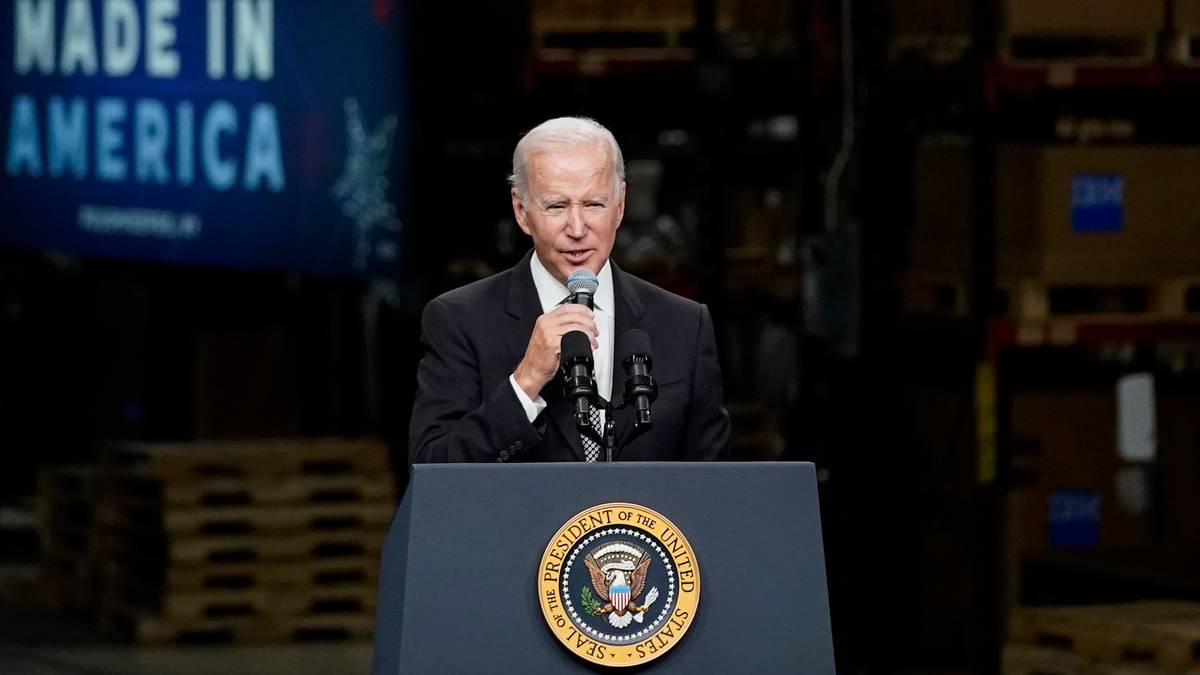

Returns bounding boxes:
[408,251,731,463]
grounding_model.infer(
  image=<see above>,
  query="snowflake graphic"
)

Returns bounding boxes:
[332,98,401,271]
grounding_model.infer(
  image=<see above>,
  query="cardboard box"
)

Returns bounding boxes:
[1156,392,1200,550]
[1005,0,1164,35]
[1009,390,1200,556]
[533,0,695,30]
[890,0,971,34]
[910,143,1200,285]
[997,145,1200,284]
[1175,0,1200,34]
[908,139,1031,279]
[1007,391,1149,555]
[910,139,973,276]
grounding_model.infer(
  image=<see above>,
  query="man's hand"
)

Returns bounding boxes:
[513,304,598,399]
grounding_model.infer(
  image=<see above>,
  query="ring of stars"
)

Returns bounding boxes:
[560,526,677,645]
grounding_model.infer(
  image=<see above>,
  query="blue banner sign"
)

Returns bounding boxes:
[1,0,406,276]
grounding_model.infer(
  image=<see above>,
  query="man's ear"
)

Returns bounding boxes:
[615,181,627,226]
[512,188,532,235]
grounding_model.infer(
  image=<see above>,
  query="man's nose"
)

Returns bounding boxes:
[564,204,587,237]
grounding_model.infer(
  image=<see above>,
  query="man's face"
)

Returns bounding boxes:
[511,143,625,285]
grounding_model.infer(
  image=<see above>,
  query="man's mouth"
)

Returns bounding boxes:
[562,249,593,264]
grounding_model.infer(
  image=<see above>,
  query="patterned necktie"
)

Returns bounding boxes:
[582,404,604,462]
[558,293,605,462]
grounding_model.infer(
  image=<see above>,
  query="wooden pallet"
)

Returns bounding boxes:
[100,500,395,538]
[889,32,973,65]
[534,21,696,51]
[93,524,384,565]
[902,274,1200,322]
[37,466,99,499]
[532,0,709,51]
[1000,32,1157,65]
[1006,278,1200,346]
[103,438,390,483]
[37,466,101,533]
[1002,644,1090,675]
[901,272,972,317]
[108,473,395,510]
[40,553,103,611]
[166,529,385,567]
[103,606,375,645]
[107,556,381,594]
[1009,602,1200,672]
[108,575,378,621]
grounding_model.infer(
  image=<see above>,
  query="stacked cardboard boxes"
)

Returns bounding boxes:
[906,142,1200,317]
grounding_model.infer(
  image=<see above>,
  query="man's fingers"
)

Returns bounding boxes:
[550,303,594,318]
[538,318,598,341]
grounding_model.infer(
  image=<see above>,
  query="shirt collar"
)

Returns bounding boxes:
[529,252,614,315]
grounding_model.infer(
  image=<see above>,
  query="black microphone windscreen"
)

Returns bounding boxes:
[618,329,652,362]
[561,330,592,361]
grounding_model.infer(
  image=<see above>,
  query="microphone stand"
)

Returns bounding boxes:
[604,400,616,463]
[577,396,653,463]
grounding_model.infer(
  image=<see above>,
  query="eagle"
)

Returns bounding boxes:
[584,542,658,629]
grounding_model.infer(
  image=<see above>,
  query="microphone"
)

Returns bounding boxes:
[619,329,657,430]
[561,269,600,431]
[566,269,598,309]
[561,331,597,431]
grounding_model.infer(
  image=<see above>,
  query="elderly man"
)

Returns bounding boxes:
[409,117,730,463]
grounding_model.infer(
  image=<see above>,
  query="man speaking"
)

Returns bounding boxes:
[409,117,730,463]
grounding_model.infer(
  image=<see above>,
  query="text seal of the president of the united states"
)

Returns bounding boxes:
[538,502,700,667]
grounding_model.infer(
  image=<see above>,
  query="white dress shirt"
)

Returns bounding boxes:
[509,254,615,423]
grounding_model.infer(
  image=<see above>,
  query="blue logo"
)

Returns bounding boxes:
[1071,173,1124,233]
[1048,489,1100,548]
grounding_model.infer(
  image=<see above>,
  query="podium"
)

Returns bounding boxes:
[372,462,834,674]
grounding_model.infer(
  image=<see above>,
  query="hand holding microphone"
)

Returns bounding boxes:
[511,269,600,401]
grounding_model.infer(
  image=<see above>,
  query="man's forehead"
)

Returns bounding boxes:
[535,187,612,202]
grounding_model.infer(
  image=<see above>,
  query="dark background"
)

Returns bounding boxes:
[5,1,1200,673]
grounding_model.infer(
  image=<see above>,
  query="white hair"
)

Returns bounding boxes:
[509,116,625,200]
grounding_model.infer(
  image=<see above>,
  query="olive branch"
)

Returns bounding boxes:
[580,585,603,615]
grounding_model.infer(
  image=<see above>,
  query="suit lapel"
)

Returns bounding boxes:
[505,250,588,461]
[610,261,647,454]
[504,250,542,360]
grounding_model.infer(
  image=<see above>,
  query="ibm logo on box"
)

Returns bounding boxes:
[1048,490,1100,548]
[1071,173,1124,233]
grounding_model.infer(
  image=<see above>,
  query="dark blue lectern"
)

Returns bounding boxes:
[372,462,834,673]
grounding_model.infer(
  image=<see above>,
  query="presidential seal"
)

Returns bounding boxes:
[538,503,700,667]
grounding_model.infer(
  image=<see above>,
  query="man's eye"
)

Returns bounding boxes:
[546,204,565,212]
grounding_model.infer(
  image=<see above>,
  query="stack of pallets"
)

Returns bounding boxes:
[37,466,103,612]
[1005,601,1200,674]
[95,439,394,644]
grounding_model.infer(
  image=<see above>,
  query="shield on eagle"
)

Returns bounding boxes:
[611,583,631,612]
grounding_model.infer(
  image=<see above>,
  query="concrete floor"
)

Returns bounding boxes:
[0,642,372,675]
[0,603,373,675]
[0,562,375,675]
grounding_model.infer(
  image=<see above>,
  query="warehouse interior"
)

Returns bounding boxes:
[2,0,1200,673]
